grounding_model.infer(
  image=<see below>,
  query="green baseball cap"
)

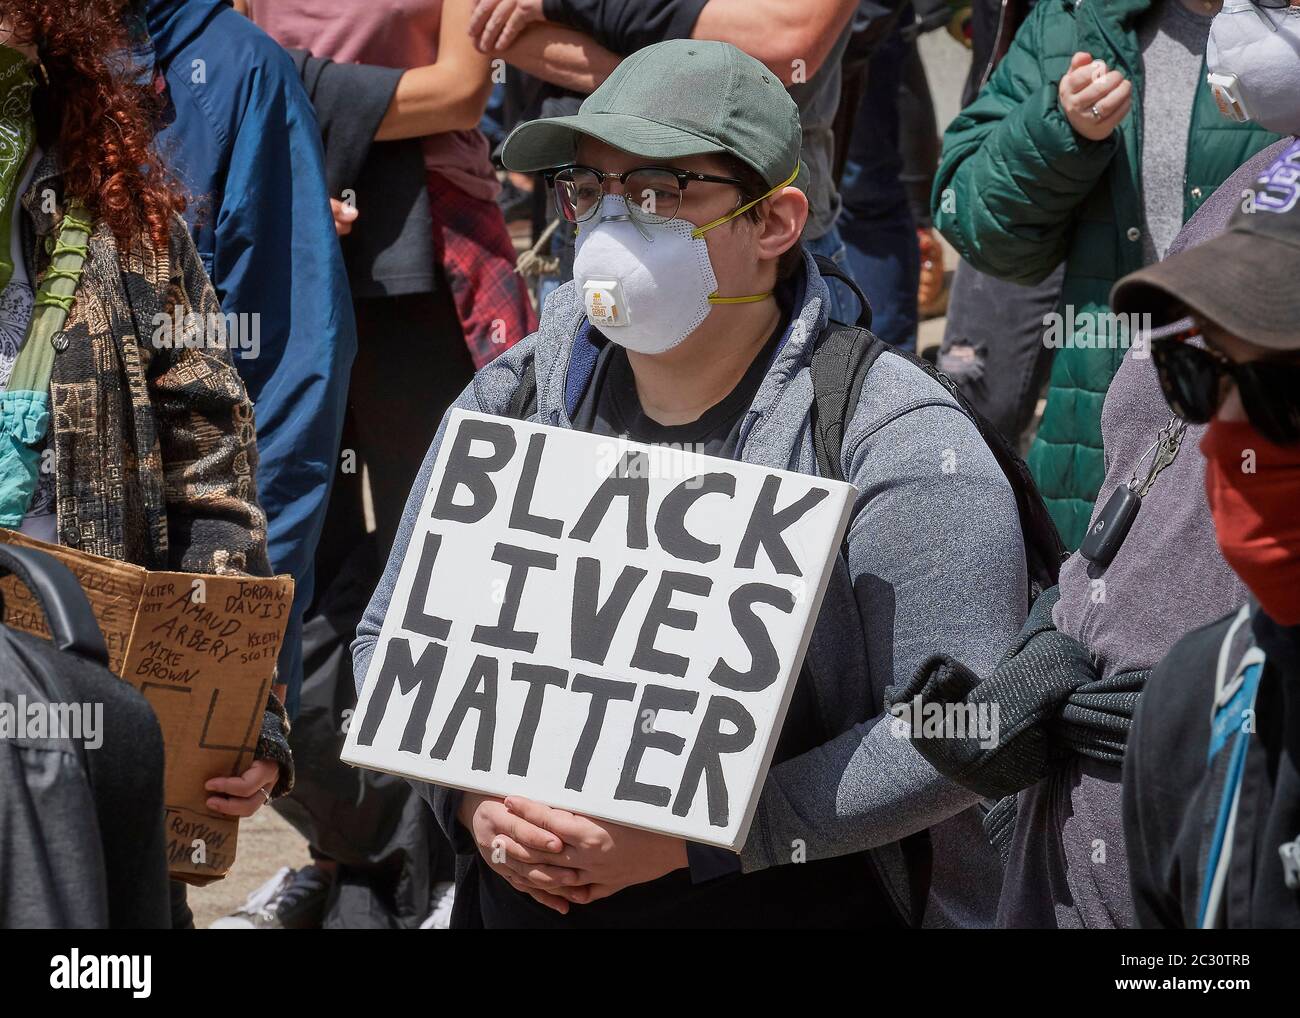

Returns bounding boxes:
[500,39,805,193]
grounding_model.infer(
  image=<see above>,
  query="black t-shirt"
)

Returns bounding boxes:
[570,313,784,456]
[473,309,899,928]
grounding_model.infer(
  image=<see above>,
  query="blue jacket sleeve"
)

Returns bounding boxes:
[212,58,357,713]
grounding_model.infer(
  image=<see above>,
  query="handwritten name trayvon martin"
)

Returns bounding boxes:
[355,417,834,830]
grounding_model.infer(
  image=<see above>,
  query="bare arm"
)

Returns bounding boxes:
[692,0,858,85]
[496,23,620,95]
[375,0,497,140]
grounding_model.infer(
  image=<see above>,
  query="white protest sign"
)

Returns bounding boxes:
[342,409,855,849]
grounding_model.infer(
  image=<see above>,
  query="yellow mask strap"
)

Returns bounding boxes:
[696,164,799,306]
[690,164,800,239]
[708,292,773,305]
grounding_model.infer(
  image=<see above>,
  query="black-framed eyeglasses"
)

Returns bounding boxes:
[545,164,746,225]
[1151,325,1300,445]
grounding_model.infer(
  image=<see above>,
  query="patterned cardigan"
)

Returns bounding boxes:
[19,155,292,795]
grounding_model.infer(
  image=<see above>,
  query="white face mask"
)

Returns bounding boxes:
[571,167,796,355]
[1206,0,1300,136]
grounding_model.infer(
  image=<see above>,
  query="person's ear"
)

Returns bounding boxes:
[754,187,809,265]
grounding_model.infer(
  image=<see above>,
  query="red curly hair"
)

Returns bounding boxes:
[2,0,184,251]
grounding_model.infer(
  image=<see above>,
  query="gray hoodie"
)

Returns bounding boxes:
[995,137,1295,930]
[351,251,1028,926]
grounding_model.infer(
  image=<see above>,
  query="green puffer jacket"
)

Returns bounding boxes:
[931,0,1279,548]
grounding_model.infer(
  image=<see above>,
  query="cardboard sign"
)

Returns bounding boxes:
[342,410,854,850]
[0,529,293,885]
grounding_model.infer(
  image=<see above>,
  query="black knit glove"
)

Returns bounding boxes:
[885,587,1099,799]
[254,691,294,799]
[889,636,1093,799]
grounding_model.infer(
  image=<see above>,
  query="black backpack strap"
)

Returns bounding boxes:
[809,320,889,482]
[811,253,872,330]
[886,346,1066,594]
[809,323,934,927]
[0,543,109,665]
[810,320,1067,595]
[507,358,539,420]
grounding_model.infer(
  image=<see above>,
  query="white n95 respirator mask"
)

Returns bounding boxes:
[571,167,796,355]
[1206,0,1300,136]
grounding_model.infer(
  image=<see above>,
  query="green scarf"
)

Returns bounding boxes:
[0,46,36,294]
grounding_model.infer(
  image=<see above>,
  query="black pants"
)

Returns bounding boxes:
[287,288,472,927]
[315,289,476,585]
[939,261,1064,446]
[170,880,193,929]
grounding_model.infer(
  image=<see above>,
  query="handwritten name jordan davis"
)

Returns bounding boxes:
[345,412,853,847]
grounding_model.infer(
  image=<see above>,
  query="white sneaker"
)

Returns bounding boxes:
[419,881,456,929]
[208,866,314,929]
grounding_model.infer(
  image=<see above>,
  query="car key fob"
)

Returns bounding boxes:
[1079,484,1141,568]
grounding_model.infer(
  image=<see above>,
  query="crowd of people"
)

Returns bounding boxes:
[0,0,1297,931]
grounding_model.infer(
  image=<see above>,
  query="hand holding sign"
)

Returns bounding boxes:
[0,529,293,883]
[344,410,854,852]
[459,792,582,913]
[205,758,280,818]
[499,795,689,904]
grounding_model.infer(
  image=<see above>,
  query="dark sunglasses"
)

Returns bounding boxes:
[1151,325,1300,445]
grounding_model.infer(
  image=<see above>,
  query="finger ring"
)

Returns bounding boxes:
[1090,104,1102,121]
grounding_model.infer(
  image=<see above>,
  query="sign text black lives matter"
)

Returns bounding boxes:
[342,410,853,849]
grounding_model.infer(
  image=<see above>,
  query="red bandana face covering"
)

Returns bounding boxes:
[1201,419,1300,626]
